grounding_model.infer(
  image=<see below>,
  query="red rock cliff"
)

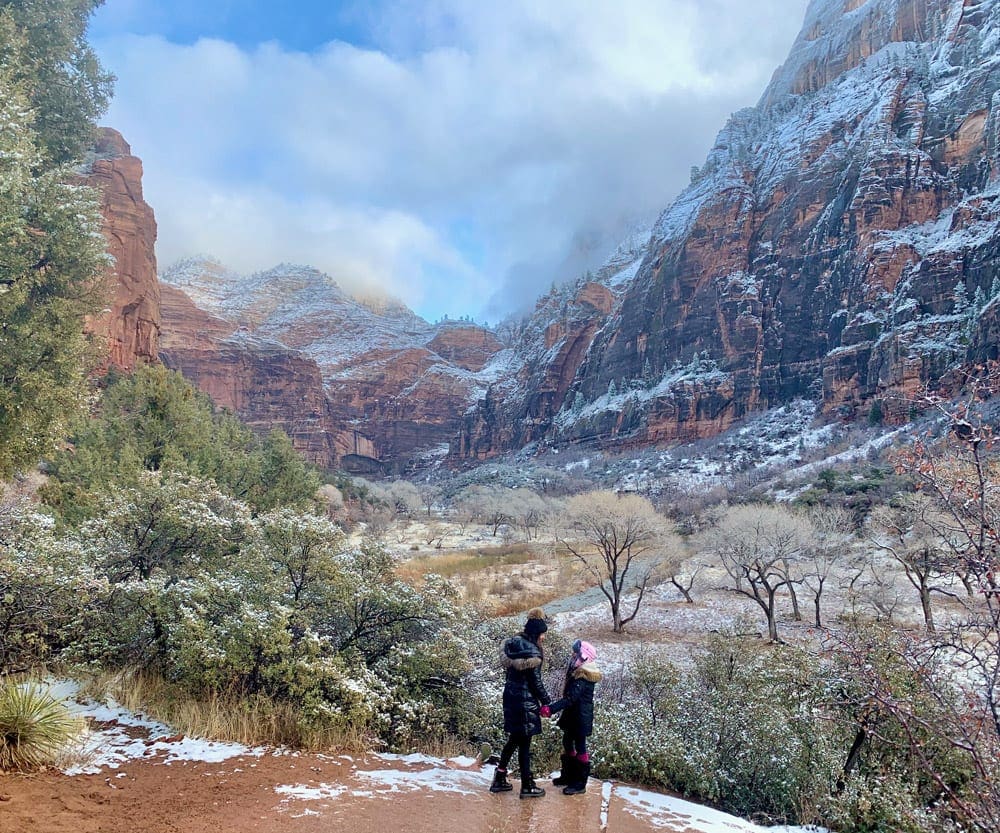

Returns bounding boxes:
[456,0,1000,459]
[84,128,160,371]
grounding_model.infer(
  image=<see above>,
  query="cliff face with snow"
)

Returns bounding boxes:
[457,0,1000,459]
[158,259,506,471]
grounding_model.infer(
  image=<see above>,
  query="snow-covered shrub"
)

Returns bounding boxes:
[0,507,104,673]
[590,638,842,826]
[827,771,943,833]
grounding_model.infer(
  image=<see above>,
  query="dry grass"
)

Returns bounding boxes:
[80,671,369,752]
[396,543,540,582]
[399,542,589,616]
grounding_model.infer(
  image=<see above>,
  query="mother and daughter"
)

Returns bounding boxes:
[489,608,601,799]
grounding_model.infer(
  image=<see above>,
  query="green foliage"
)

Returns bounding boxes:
[0,1,114,165]
[583,634,975,830]
[3,474,479,751]
[42,365,320,520]
[0,1,113,478]
[795,465,914,526]
[0,506,102,671]
[0,71,105,476]
[0,679,81,771]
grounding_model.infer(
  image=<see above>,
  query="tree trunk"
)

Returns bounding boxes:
[788,581,802,621]
[767,610,779,643]
[837,726,868,794]
[671,576,694,603]
[766,590,780,642]
[920,582,936,633]
[814,594,823,629]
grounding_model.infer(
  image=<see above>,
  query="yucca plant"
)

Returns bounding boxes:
[0,679,81,771]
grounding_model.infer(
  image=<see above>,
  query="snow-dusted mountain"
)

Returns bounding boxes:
[161,258,432,370]
[143,0,1000,470]
[158,257,509,471]
[457,0,1000,460]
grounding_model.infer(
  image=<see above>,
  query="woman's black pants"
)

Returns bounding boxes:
[498,732,532,777]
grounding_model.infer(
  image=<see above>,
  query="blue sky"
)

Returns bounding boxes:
[90,0,811,323]
[92,1,378,52]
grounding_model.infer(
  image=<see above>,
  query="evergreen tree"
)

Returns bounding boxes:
[0,1,114,165]
[607,379,618,397]
[952,280,971,317]
[42,365,320,521]
[0,2,114,477]
[642,358,653,386]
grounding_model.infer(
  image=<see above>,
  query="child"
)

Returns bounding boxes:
[541,638,600,795]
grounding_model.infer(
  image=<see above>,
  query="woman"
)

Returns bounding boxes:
[490,608,552,798]
[542,638,600,795]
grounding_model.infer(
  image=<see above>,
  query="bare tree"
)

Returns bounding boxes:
[869,494,955,633]
[423,522,447,549]
[457,485,514,536]
[699,504,810,642]
[860,366,1000,831]
[666,552,705,603]
[419,484,440,519]
[845,554,906,623]
[801,506,855,628]
[510,488,549,541]
[559,490,680,633]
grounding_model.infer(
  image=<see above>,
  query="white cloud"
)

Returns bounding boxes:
[94,0,810,321]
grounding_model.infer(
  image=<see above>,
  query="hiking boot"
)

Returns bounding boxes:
[519,776,545,798]
[489,767,513,792]
[552,753,576,787]
[562,762,591,796]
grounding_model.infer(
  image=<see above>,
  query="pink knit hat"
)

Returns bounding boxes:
[572,639,597,664]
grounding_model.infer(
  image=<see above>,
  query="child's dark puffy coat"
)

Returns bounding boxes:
[500,634,551,736]
[549,662,601,736]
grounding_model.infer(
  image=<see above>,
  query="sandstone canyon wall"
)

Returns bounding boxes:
[84,128,160,371]
[96,0,1000,472]
[158,260,506,472]
[456,0,1000,460]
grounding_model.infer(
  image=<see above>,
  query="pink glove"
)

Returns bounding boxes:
[540,705,551,717]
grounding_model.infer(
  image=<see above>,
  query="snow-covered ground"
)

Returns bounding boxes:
[46,679,265,775]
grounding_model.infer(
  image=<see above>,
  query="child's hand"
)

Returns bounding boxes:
[540,705,551,717]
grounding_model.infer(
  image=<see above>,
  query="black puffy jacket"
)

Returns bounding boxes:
[549,662,601,737]
[501,634,552,736]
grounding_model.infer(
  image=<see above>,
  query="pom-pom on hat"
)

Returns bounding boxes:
[523,607,548,638]
[572,639,597,663]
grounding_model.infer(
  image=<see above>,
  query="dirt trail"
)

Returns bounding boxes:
[0,751,723,833]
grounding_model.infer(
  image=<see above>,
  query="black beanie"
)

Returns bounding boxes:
[523,607,548,638]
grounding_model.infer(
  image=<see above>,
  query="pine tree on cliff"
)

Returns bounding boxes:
[0,1,113,478]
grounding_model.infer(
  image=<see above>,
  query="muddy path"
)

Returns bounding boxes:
[0,750,755,833]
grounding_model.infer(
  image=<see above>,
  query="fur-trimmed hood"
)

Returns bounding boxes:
[571,661,602,683]
[501,635,543,671]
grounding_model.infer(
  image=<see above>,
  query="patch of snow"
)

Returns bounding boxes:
[45,680,263,775]
[616,786,827,832]
[275,782,350,803]
[356,766,485,796]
